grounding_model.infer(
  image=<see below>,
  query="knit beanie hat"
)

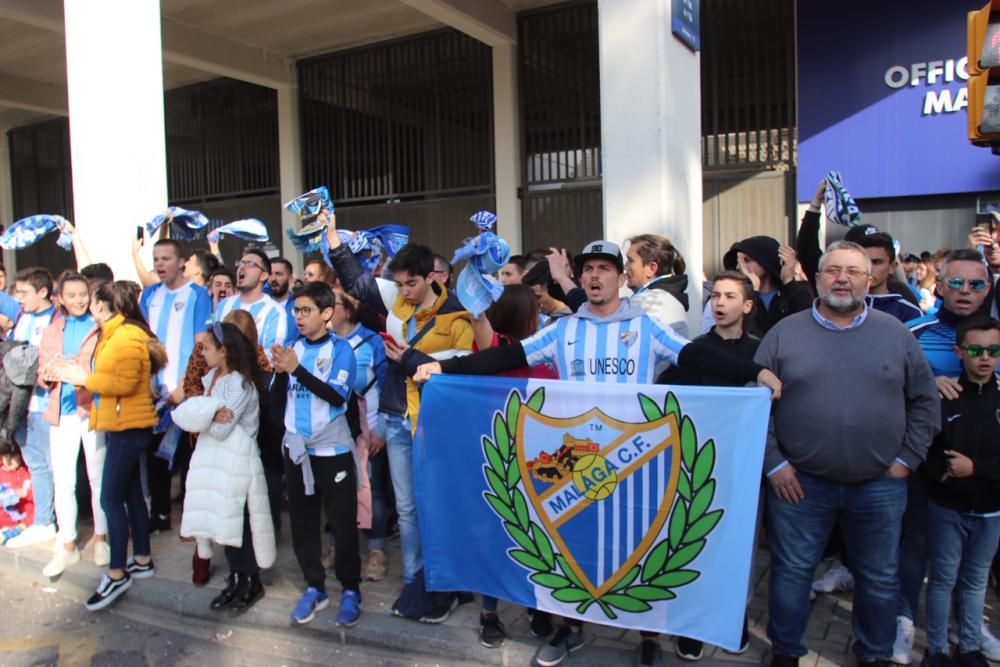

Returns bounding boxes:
[722,236,781,281]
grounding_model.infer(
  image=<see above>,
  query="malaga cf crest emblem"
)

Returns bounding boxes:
[480,388,724,618]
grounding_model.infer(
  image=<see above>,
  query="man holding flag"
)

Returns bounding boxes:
[412,240,781,667]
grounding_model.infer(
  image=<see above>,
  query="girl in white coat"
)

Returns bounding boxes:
[185,322,268,613]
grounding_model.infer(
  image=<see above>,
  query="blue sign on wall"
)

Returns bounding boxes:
[672,0,700,51]
[797,0,1000,201]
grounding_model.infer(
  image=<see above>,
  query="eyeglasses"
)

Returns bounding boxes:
[943,277,988,292]
[820,266,869,279]
[237,259,266,272]
[961,344,1000,358]
[293,306,316,316]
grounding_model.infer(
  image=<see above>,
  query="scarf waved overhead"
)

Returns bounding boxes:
[823,171,862,228]
[144,207,210,240]
[0,214,73,251]
[207,218,269,244]
[451,211,510,317]
[284,186,333,254]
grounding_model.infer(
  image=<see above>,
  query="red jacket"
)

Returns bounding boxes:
[38,311,99,426]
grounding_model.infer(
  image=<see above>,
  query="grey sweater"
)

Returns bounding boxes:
[753,308,940,484]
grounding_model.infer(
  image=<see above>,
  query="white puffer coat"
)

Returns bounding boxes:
[173,394,276,569]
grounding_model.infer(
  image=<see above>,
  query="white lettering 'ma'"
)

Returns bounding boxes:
[922,87,968,116]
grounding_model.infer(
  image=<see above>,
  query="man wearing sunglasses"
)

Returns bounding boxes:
[215,249,289,361]
[894,248,997,665]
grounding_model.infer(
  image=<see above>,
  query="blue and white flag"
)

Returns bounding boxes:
[1,214,72,251]
[207,218,269,243]
[145,207,209,240]
[283,186,333,221]
[823,171,862,228]
[450,211,509,317]
[415,376,769,650]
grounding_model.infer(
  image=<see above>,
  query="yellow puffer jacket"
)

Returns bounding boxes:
[386,283,473,432]
[85,314,158,432]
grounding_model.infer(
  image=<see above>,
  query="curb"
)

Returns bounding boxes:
[0,544,632,666]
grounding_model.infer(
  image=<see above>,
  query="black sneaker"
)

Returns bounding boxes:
[125,558,155,579]
[419,595,458,624]
[149,514,171,533]
[676,636,704,661]
[85,573,132,611]
[530,609,554,638]
[771,655,799,667]
[955,651,986,667]
[211,573,242,611]
[479,613,506,648]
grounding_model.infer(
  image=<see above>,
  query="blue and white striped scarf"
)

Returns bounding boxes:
[207,218,269,243]
[451,211,509,317]
[144,207,209,240]
[0,214,72,251]
[823,171,862,227]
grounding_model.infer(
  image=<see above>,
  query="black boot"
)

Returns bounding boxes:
[229,573,264,614]
[210,573,242,611]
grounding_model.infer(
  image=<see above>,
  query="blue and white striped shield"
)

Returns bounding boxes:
[516,405,681,597]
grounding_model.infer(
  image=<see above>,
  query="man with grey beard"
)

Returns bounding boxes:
[753,241,939,667]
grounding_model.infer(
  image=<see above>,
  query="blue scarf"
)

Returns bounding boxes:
[823,171,862,227]
[144,207,209,240]
[207,218,269,243]
[0,214,72,251]
[451,211,509,317]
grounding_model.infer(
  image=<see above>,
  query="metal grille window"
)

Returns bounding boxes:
[701,0,796,169]
[165,80,279,203]
[299,30,494,205]
[9,119,73,222]
[519,1,603,253]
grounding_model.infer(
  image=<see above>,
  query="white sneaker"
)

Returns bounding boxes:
[892,615,915,665]
[5,523,56,549]
[93,541,110,567]
[42,547,80,577]
[981,623,1000,661]
[811,561,854,593]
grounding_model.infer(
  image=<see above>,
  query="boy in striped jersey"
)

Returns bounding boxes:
[272,281,362,628]
[215,249,289,358]
[5,268,57,548]
[413,240,781,667]
[139,240,212,532]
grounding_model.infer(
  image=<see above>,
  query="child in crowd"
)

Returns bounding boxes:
[272,281,361,627]
[921,317,1000,667]
[0,440,33,544]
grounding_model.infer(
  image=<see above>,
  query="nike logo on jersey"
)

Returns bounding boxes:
[947,414,961,423]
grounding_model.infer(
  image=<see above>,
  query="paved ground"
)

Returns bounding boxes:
[1,507,998,666]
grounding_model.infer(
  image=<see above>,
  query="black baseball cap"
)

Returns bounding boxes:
[574,240,624,275]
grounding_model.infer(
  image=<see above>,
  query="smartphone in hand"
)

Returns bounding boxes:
[379,331,402,348]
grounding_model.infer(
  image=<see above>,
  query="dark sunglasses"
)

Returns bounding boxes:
[943,277,988,292]
[960,344,1000,358]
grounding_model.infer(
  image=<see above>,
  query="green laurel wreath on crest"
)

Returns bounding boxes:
[481,388,724,620]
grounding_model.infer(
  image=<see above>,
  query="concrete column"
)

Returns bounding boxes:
[597,0,703,333]
[277,85,304,276]
[63,0,168,281]
[0,131,16,276]
[492,43,522,252]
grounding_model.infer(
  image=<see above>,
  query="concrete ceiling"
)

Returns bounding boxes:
[0,0,566,129]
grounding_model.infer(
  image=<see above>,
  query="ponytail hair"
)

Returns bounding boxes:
[627,234,686,277]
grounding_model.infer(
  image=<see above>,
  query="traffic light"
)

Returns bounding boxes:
[967,1,1000,146]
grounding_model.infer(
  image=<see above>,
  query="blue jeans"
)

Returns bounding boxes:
[925,501,1000,654]
[767,471,907,660]
[897,473,929,622]
[384,413,421,583]
[17,412,53,526]
[101,429,152,571]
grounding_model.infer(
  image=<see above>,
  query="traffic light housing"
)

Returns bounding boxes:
[967,1,1000,146]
